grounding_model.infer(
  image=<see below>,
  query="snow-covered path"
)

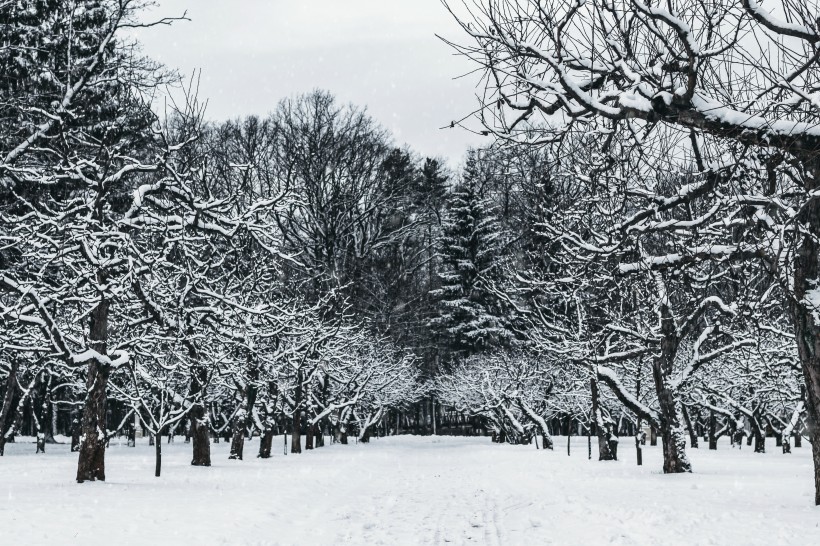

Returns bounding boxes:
[1,435,818,545]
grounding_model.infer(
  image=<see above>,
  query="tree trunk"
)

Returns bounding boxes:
[291,410,303,454]
[306,422,321,449]
[0,359,19,457]
[75,359,109,482]
[229,420,245,460]
[635,426,643,466]
[258,427,274,458]
[360,424,373,443]
[34,395,46,454]
[305,420,315,450]
[75,272,114,482]
[790,203,820,504]
[127,412,136,448]
[431,397,437,436]
[230,365,258,461]
[747,413,765,454]
[591,374,616,461]
[189,367,211,467]
[708,408,718,450]
[753,430,765,453]
[70,407,81,452]
[335,408,351,445]
[651,306,691,474]
[76,296,111,483]
[152,430,161,477]
[681,405,698,448]
[315,422,325,447]
[359,408,384,444]
[653,367,691,473]
[291,369,303,454]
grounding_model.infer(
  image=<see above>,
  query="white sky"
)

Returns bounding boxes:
[135,0,488,164]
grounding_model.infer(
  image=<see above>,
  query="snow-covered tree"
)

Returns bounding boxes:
[450,0,820,503]
[430,150,516,360]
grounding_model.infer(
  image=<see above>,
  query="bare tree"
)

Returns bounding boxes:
[447,0,820,504]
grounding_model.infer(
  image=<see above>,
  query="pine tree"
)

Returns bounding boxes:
[429,151,514,361]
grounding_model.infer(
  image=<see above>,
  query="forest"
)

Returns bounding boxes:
[1,0,820,532]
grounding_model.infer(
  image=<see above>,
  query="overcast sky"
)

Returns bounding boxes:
[135,0,487,164]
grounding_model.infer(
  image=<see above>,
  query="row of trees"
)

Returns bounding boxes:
[2,0,819,511]
[0,1,426,479]
[437,0,820,506]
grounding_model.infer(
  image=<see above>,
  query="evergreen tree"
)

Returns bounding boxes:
[416,158,449,220]
[429,151,514,361]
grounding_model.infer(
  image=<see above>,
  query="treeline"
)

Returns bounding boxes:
[0,1,441,479]
[440,0,820,507]
[1,0,818,511]
[0,0,532,480]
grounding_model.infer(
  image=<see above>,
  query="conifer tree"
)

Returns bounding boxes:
[429,151,514,361]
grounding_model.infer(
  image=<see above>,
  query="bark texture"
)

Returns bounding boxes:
[76,299,110,483]
[189,368,211,467]
[0,359,19,457]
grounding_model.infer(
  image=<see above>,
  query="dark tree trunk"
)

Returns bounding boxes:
[127,415,136,448]
[0,359,19,457]
[76,359,109,482]
[339,413,350,445]
[291,410,303,453]
[155,431,162,477]
[290,369,303,454]
[656,390,690,473]
[334,422,344,444]
[566,416,571,456]
[71,408,81,452]
[360,426,372,443]
[189,367,211,467]
[750,415,766,454]
[359,409,383,444]
[651,310,691,473]
[708,409,718,450]
[34,373,52,454]
[789,165,820,505]
[305,421,315,450]
[591,375,616,461]
[541,430,554,450]
[190,407,211,466]
[681,405,698,448]
[229,367,258,461]
[229,424,245,460]
[35,399,46,454]
[258,427,274,458]
[76,297,111,483]
[316,422,325,447]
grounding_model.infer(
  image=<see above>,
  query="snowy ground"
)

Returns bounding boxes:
[1,435,818,545]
